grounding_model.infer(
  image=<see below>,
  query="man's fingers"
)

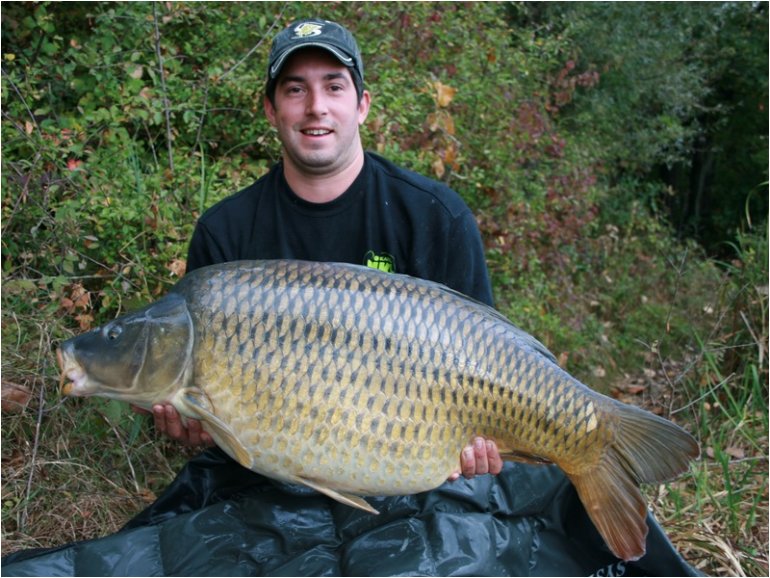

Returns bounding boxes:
[486,439,503,475]
[151,403,214,447]
[186,418,214,447]
[460,445,476,478]
[456,437,503,480]
[152,404,184,441]
[164,405,186,440]
[152,404,167,434]
[472,436,489,475]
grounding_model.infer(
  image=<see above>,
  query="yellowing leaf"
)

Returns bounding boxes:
[167,258,187,277]
[434,81,457,108]
[444,142,457,166]
[432,156,445,179]
[443,112,455,135]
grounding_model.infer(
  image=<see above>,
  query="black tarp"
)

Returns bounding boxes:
[2,448,700,577]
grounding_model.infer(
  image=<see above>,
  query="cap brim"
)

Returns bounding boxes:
[269,42,355,79]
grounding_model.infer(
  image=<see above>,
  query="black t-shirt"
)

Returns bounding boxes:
[187,152,493,306]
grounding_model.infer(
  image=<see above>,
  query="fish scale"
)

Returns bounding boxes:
[58,259,699,561]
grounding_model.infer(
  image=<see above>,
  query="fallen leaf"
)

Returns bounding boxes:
[5,449,26,469]
[626,384,647,395]
[60,283,90,312]
[137,488,157,503]
[75,312,94,331]
[72,285,90,309]
[725,446,745,460]
[1,381,32,414]
[167,258,186,278]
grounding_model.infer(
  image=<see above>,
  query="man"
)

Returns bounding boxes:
[147,18,503,480]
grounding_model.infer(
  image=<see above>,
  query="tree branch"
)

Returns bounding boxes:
[152,1,174,174]
[218,3,289,81]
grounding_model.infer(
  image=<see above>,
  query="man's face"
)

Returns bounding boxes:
[264,49,370,177]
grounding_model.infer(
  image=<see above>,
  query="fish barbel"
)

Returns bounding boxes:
[58,260,699,561]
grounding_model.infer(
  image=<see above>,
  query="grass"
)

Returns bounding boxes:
[1,312,189,553]
[642,351,769,576]
[635,237,769,576]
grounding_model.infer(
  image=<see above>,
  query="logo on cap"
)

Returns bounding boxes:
[293,22,323,38]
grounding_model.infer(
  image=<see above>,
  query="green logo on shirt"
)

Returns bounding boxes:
[364,251,395,273]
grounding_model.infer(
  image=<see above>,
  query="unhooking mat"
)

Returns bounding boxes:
[2,448,700,576]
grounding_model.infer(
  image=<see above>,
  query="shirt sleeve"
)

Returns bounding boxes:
[186,221,228,273]
[442,209,494,307]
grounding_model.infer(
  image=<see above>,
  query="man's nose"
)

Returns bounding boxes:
[305,89,328,116]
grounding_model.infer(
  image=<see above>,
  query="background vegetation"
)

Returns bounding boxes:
[2,2,767,575]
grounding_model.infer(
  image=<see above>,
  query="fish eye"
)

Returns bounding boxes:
[104,324,123,341]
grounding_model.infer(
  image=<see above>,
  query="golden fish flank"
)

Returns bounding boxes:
[57,259,699,562]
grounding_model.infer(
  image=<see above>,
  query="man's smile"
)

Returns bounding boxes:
[301,128,333,136]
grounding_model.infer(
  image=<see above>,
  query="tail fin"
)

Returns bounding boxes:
[568,403,699,561]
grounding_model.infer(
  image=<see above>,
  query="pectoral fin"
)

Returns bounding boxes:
[293,476,379,515]
[178,388,252,468]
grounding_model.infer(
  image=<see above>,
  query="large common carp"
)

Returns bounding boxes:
[58,260,699,561]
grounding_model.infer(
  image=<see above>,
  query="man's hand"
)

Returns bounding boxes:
[131,404,214,447]
[448,437,504,481]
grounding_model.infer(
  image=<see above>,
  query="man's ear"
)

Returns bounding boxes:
[358,90,371,125]
[264,95,277,126]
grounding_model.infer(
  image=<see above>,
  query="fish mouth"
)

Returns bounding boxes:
[57,347,89,397]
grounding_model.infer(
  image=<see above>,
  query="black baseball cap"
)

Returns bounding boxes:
[267,19,364,83]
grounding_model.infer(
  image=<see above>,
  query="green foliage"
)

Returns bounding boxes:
[509,1,769,252]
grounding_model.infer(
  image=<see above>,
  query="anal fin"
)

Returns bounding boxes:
[568,455,648,562]
[294,476,379,515]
